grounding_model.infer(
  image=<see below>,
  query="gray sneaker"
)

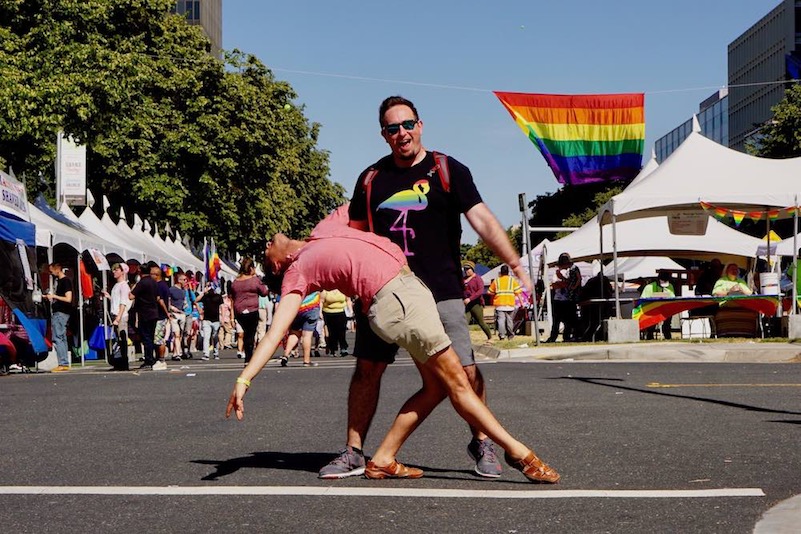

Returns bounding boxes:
[318,446,366,479]
[467,437,502,478]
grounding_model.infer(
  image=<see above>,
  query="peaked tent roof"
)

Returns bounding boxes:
[29,197,121,253]
[543,214,763,265]
[598,256,684,281]
[599,122,801,224]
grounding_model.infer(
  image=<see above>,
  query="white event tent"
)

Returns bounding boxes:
[596,117,801,315]
[599,119,801,224]
[542,214,764,267]
[30,197,123,255]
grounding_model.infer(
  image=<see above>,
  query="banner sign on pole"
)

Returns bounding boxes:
[87,248,110,271]
[56,131,87,207]
[0,169,29,220]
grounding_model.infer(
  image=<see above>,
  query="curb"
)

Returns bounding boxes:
[475,342,801,364]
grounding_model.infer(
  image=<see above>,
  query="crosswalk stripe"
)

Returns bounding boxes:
[0,486,765,499]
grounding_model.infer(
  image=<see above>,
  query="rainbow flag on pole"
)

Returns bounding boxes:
[494,91,645,186]
[204,237,221,286]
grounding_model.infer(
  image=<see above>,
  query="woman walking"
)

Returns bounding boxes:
[230,257,268,364]
[463,262,491,341]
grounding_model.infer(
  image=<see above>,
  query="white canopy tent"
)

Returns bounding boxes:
[29,198,121,255]
[592,256,684,281]
[543,214,764,267]
[599,120,801,225]
[597,118,801,316]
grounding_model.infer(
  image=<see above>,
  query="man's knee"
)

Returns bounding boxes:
[352,358,387,387]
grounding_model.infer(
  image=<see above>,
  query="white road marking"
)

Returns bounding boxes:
[0,486,765,499]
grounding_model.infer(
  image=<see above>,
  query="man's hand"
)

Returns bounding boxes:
[512,265,533,294]
[225,382,249,421]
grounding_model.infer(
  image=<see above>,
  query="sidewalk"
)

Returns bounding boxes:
[474,340,801,364]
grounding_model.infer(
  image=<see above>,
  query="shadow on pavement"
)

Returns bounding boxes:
[193,453,498,482]
[194,451,334,480]
[554,376,801,417]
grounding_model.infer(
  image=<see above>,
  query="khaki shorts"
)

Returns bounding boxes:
[367,273,451,364]
[154,319,169,346]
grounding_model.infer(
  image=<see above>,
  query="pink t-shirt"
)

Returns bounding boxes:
[280,206,407,312]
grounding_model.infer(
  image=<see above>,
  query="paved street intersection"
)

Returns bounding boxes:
[2,348,800,533]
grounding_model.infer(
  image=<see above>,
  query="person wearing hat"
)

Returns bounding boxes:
[546,253,582,343]
[640,271,676,340]
[107,262,131,370]
[463,261,492,341]
[488,265,523,340]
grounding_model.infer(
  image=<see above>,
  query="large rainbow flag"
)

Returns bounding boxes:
[494,92,645,186]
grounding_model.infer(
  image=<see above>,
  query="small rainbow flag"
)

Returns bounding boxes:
[204,237,221,286]
[494,91,645,186]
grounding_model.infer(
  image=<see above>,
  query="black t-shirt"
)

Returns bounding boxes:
[132,276,159,322]
[349,152,482,301]
[52,276,73,315]
[198,292,223,322]
[156,281,171,320]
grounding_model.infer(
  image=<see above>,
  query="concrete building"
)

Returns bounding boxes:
[173,0,222,59]
[728,0,800,151]
[654,89,728,163]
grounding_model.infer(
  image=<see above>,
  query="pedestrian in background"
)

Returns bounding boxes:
[46,262,73,372]
[230,257,268,364]
[462,261,491,341]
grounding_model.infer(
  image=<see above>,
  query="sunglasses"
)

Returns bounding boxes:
[383,119,418,135]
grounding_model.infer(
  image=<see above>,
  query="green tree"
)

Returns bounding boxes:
[560,186,624,237]
[747,84,801,158]
[527,182,628,241]
[464,226,522,268]
[0,0,344,258]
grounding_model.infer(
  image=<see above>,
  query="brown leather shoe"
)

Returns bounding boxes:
[505,451,560,483]
[364,460,424,479]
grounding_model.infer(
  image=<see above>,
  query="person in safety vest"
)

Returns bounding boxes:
[488,265,523,340]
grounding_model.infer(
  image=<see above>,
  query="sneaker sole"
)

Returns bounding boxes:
[318,467,365,479]
[467,447,503,478]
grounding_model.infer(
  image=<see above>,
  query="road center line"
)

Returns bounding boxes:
[0,486,765,499]
[647,382,801,388]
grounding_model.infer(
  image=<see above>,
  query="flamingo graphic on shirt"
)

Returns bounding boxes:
[377,179,430,256]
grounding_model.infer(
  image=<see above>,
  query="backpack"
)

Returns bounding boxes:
[362,151,451,232]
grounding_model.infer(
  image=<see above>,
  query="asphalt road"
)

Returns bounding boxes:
[1,350,800,533]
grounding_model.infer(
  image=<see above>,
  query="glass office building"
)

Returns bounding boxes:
[173,0,222,59]
[728,0,801,151]
[654,89,729,163]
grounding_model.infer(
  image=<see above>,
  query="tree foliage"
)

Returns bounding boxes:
[559,185,624,237]
[527,182,628,242]
[747,84,801,158]
[0,0,345,257]
[464,226,522,269]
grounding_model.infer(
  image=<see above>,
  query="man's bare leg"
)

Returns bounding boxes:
[346,358,388,449]
[370,347,531,466]
[462,363,487,441]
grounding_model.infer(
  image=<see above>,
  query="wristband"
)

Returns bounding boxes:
[236,377,251,388]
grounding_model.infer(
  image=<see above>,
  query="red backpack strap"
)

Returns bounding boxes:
[432,151,451,192]
[362,168,379,232]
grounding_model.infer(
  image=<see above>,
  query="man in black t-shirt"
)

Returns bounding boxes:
[151,265,172,369]
[197,284,223,360]
[319,96,532,480]
[47,263,74,372]
[130,262,160,369]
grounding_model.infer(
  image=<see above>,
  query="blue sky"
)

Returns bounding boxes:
[223,0,781,244]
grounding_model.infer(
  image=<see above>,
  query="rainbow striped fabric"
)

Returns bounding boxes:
[494,92,645,186]
[204,238,221,285]
[632,295,778,330]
